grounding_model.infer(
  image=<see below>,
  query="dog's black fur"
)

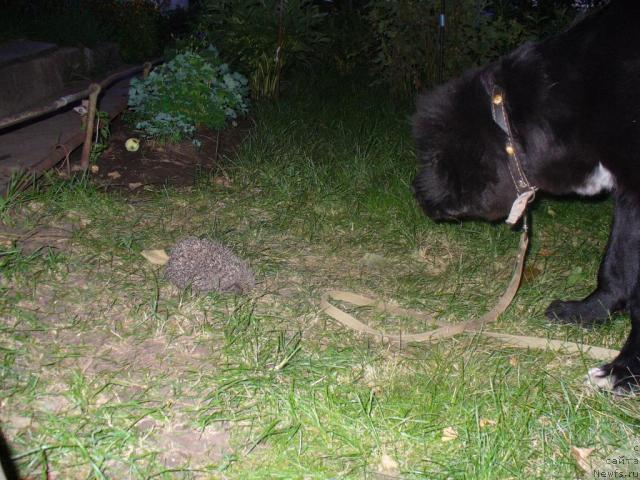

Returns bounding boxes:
[412,0,640,392]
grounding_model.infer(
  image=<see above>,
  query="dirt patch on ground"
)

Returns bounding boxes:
[91,116,253,190]
[154,421,231,467]
[0,221,79,256]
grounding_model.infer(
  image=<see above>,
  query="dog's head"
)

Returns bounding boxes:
[411,72,519,222]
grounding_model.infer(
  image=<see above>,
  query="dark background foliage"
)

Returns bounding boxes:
[184,0,605,98]
[0,0,175,63]
[0,0,607,95]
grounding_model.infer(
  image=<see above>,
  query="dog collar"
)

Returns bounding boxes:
[490,85,537,225]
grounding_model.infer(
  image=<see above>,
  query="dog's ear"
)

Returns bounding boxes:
[478,43,541,99]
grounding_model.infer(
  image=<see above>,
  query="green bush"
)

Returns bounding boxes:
[197,0,328,98]
[363,0,574,97]
[317,2,372,77]
[128,47,249,143]
[108,0,167,63]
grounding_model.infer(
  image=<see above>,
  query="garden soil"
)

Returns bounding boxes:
[89,116,253,190]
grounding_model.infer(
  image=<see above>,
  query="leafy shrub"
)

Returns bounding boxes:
[363,0,576,97]
[316,1,372,77]
[197,0,328,98]
[128,47,249,143]
[108,0,167,63]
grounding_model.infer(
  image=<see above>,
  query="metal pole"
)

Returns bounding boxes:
[275,0,285,99]
[438,0,446,83]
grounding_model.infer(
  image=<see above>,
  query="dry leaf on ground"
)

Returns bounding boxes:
[442,426,458,442]
[571,446,594,473]
[479,418,497,428]
[141,249,170,265]
[212,176,232,187]
[377,453,400,476]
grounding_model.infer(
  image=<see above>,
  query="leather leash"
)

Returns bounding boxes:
[320,222,617,361]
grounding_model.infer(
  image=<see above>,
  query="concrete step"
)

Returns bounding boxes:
[0,40,121,118]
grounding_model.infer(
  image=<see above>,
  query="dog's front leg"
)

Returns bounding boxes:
[587,291,640,393]
[545,191,640,325]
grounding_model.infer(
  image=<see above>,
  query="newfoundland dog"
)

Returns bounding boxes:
[411,0,640,393]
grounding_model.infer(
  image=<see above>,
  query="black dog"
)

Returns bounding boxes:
[411,0,640,393]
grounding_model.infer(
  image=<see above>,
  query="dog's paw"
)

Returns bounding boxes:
[585,366,616,391]
[585,363,640,396]
[545,299,610,326]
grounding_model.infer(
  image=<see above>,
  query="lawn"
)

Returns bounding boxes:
[1,76,638,479]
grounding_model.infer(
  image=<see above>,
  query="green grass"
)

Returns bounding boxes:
[1,76,638,479]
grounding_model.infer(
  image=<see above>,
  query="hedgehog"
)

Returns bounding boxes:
[164,237,255,294]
